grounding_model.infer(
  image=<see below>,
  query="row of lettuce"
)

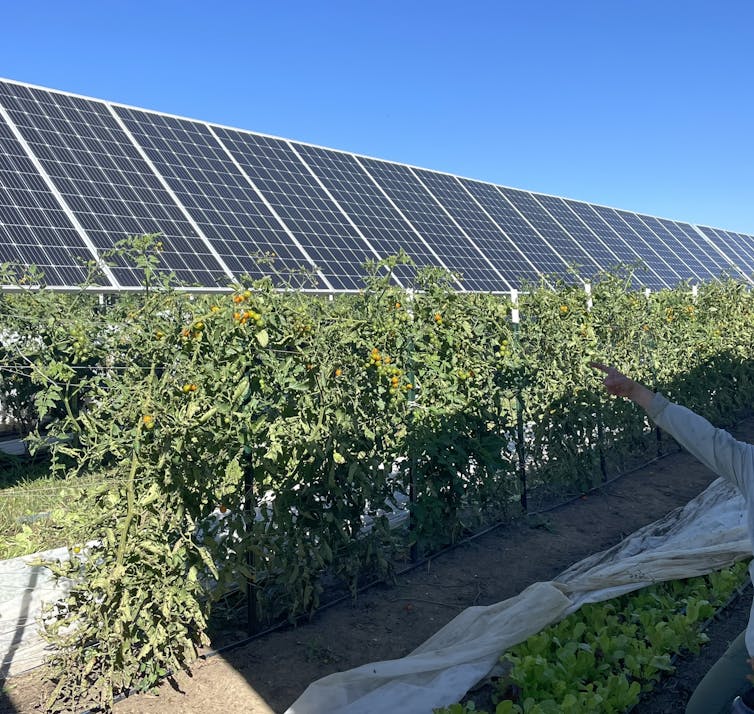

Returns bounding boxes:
[2,245,754,710]
[435,561,751,714]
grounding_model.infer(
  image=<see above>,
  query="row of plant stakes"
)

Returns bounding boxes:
[2,238,754,710]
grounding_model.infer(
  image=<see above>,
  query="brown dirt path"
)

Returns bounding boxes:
[4,418,754,714]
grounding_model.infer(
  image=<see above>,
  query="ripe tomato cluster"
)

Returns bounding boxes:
[366,348,412,395]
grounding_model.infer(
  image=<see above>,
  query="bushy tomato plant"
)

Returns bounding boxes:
[4,238,754,712]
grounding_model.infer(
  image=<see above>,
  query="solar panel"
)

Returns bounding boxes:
[0,81,230,288]
[1,77,753,294]
[113,107,321,289]
[498,188,603,282]
[563,201,667,289]
[662,219,738,278]
[612,210,697,283]
[638,215,718,283]
[0,114,95,287]
[408,169,534,291]
[457,180,564,284]
[729,232,754,278]
[529,195,623,278]
[356,157,505,292]
[210,128,385,292]
[698,227,754,278]
[590,206,683,287]
[292,143,437,286]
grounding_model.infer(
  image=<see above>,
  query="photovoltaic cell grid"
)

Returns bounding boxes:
[408,169,528,291]
[729,231,754,274]
[638,215,719,283]
[114,107,320,289]
[0,111,93,286]
[292,143,435,287]
[592,206,684,288]
[356,157,507,292]
[498,187,602,282]
[660,220,731,277]
[0,81,228,287]
[0,77,752,292]
[458,179,558,284]
[212,127,382,291]
[561,201,668,290]
[698,227,754,276]
[531,195,621,276]
[612,210,689,282]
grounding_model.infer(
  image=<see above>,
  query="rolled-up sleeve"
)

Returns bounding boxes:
[648,392,754,500]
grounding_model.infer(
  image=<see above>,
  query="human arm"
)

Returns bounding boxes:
[589,362,655,411]
[590,361,754,498]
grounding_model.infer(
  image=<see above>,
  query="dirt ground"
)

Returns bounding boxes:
[3,419,754,714]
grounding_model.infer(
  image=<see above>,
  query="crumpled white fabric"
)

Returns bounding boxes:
[0,545,70,678]
[285,478,751,714]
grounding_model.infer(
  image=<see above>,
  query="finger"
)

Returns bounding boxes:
[588,361,610,374]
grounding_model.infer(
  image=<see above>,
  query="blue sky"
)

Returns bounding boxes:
[2,0,753,233]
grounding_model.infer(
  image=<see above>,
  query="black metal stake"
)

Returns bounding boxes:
[516,389,527,513]
[408,455,418,563]
[243,446,259,635]
[596,407,608,482]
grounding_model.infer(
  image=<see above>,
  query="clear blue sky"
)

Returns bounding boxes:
[2,0,753,233]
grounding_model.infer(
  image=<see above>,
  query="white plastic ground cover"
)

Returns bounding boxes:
[0,545,71,679]
[285,477,752,714]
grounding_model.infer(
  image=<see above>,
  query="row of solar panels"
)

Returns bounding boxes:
[1,77,753,293]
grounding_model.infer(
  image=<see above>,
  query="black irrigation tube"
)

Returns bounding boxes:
[198,446,684,661]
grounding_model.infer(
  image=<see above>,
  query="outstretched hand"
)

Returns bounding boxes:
[589,361,656,411]
[589,361,636,399]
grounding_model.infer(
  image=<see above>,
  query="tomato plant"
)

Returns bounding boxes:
[3,238,754,712]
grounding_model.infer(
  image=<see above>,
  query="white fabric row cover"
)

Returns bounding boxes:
[285,478,751,713]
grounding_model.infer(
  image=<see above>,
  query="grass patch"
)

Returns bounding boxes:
[0,451,82,559]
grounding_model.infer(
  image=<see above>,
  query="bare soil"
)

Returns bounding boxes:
[3,418,754,714]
